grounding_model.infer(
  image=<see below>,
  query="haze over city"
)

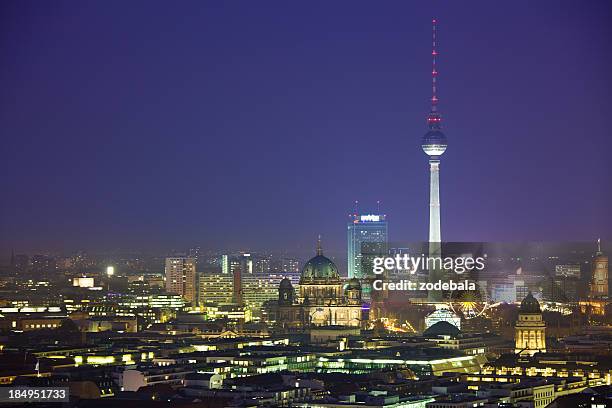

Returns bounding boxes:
[1,1,610,258]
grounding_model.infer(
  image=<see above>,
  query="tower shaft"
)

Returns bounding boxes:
[428,159,441,244]
[428,158,442,302]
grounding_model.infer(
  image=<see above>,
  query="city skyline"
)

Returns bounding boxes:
[1,1,611,256]
[0,3,611,406]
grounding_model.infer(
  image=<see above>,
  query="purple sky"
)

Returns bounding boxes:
[1,1,610,259]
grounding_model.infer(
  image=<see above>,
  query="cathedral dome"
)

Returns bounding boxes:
[301,255,339,280]
[300,236,340,281]
[520,292,541,314]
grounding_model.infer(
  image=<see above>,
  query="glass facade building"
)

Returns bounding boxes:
[347,213,388,279]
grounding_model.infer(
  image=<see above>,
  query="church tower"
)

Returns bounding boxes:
[589,238,609,299]
[515,292,546,356]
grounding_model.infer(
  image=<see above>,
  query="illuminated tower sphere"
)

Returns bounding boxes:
[423,19,447,302]
[515,292,546,356]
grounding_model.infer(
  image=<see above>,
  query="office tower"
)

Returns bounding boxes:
[589,239,608,299]
[221,254,240,275]
[164,257,196,304]
[198,274,234,305]
[515,292,546,356]
[242,273,300,315]
[421,20,448,302]
[555,264,581,278]
[347,213,388,279]
[241,253,253,274]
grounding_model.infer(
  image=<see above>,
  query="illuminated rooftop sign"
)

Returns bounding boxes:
[360,214,381,222]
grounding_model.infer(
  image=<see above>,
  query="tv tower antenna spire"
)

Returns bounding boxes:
[421,18,448,302]
[428,19,442,128]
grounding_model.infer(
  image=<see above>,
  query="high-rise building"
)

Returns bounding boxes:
[164,257,196,304]
[347,213,388,279]
[221,254,240,275]
[421,20,448,302]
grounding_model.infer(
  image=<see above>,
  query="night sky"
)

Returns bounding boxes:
[1,1,611,260]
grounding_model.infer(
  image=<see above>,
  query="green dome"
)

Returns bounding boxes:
[301,255,339,281]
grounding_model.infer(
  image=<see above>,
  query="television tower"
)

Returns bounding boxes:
[422,19,448,302]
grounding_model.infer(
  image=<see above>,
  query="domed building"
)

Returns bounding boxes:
[515,292,546,356]
[267,238,364,328]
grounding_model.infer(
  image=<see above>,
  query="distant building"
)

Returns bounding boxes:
[72,277,95,288]
[198,272,301,316]
[553,277,579,302]
[118,364,195,391]
[281,258,300,273]
[347,212,388,279]
[555,264,581,278]
[242,273,300,313]
[491,283,516,304]
[589,240,608,300]
[515,292,546,356]
[13,254,30,274]
[148,294,186,310]
[254,257,271,273]
[164,257,196,304]
[221,255,240,275]
[198,274,233,305]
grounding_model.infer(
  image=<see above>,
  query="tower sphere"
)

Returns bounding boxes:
[422,129,447,157]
